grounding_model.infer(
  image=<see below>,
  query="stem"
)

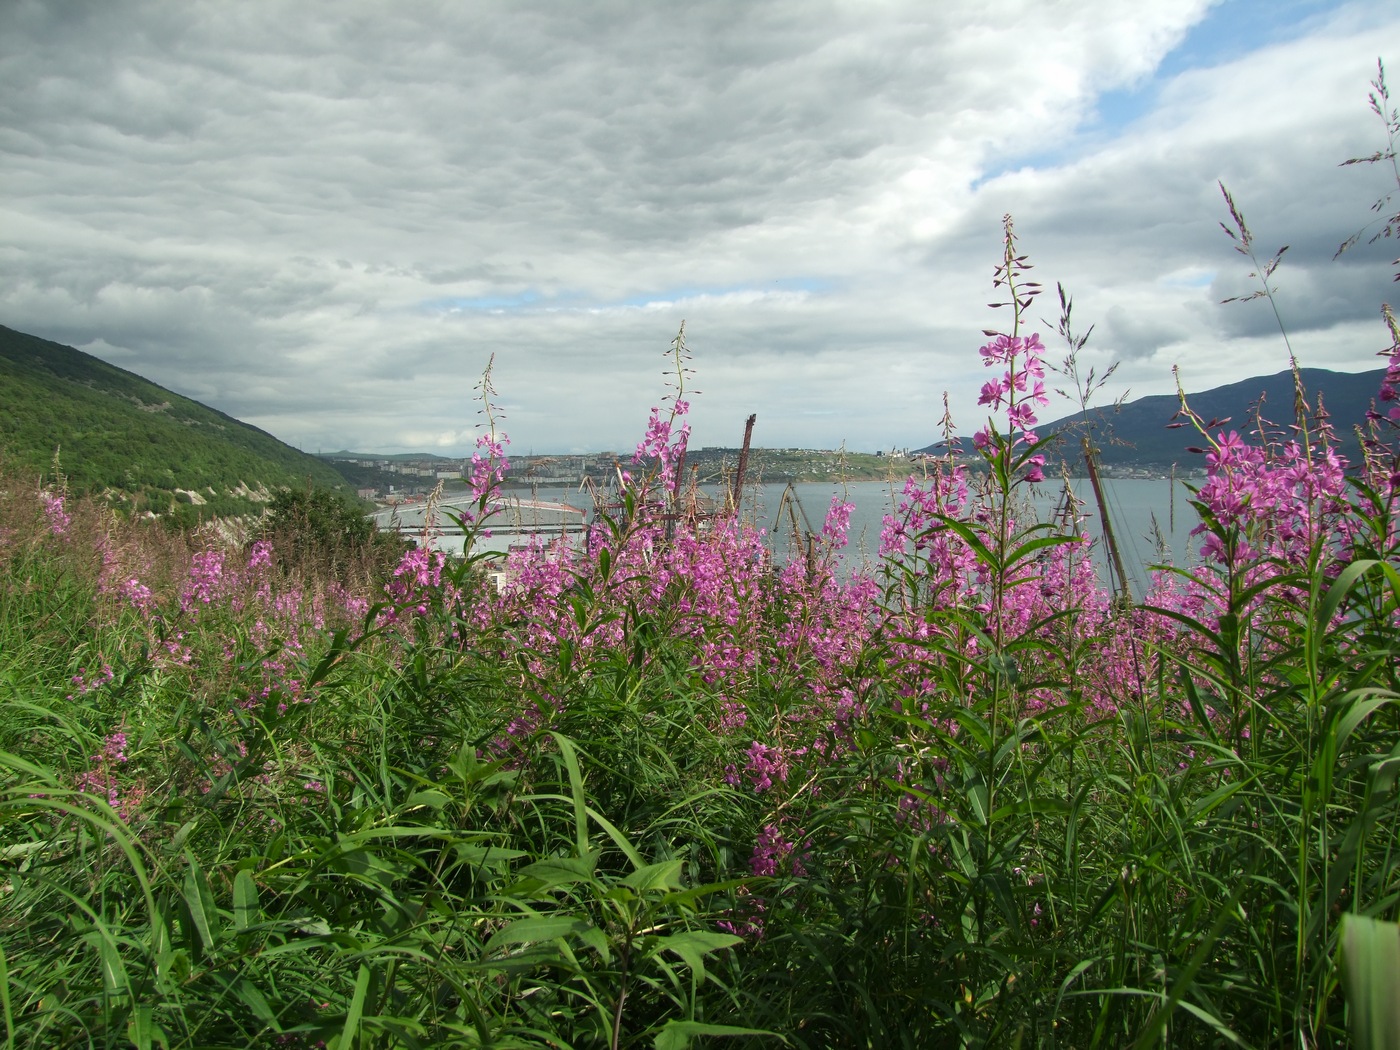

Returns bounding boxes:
[610,939,631,1050]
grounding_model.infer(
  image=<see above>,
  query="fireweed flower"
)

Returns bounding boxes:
[117,577,154,612]
[382,547,447,621]
[750,823,808,878]
[1371,317,1400,424]
[974,332,1050,484]
[741,741,790,794]
[469,431,511,500]
[69,663,114,696]
[1190,426,1350,569]
[717,896,768,941]
[632,397,691,496]
[182,550,227,610]
[820,496,855,552]
[101,731,128,764]
[73,728,144,821]
[40,491,70,536]
[247,540,274,572]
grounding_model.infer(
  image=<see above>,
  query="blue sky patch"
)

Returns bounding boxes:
[611,276,834,309]
[977,0,1342,185]
[424,277,833,315]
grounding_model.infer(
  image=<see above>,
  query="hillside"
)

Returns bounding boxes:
[0,325,356,522]
[923,367,1388,471]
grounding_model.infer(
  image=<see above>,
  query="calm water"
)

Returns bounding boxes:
[379,476,1204,596]
[715,477,1202,595]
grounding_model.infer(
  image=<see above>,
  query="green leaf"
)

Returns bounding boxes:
[654,930,742,980]
[622,859,685,894]
[483,915,596,957]
[0,942,13,1050]
[126,1003,161,1050]
[513,853,598,893]
[1342,914,1400,1050]
[576,923,613,963]
[91,923,132,999]
[1320,559,1381,630]
[334,962,373,1050]
[1185,778,1246,822]
[931,514,997,570]
[454,841,528,869]
[232,869,259,933]
[1004,530,1080,572]
[1131,877,1246,1049]
[961,764,989,826]
[582,804,646,870]
[233,978,278,1027]
[653,1020,781,1050]
[403,789,452,811]
[548,732,590,855]
[989,795,1073,822]
[1335,690,1399,751]
[182,856,219,951]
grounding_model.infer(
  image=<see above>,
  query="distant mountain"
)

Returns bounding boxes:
[320,450,459,463]
[0,325,356,522]
[921,367,1389,470]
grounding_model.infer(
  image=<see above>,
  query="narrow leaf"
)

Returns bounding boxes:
[232,869,259,933]
[337,962,373,1050]
[182,857,218,951]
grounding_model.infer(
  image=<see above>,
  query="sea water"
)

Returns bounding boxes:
[731,477,1201,596]
[381,475,1204,596]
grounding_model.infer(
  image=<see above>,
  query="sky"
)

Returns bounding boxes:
[3,0,1398,457]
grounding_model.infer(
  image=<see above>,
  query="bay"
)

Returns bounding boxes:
[377,475,1205,597]
[715,477,1202,596]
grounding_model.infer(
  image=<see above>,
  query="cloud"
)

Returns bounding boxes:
[1,0,1396,456]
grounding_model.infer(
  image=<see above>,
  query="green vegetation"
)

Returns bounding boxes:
[746,448,912,482]
[0,325,357,523]
[259,487,411,577]
[685,446,915,484]
[2,323,1397,1045]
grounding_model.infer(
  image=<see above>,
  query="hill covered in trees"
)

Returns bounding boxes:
[0,325,356,523]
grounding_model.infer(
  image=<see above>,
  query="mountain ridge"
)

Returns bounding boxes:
[921,366,1389,469]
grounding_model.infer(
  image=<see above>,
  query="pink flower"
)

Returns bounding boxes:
[978,378,1009,408]
[979,334,1017,364]
[750,823,808,878]
[971,331,1050,485]
[182,550,227,610]
[118,578,154,611]
[469,430,511,500]
[820,497,855,551]
[41,492,70,536]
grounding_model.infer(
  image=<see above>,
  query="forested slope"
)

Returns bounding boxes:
[0,325,354,522]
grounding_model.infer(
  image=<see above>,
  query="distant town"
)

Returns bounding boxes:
[320,446,1200,503]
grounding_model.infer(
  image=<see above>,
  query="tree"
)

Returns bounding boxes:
[258,487,406,578]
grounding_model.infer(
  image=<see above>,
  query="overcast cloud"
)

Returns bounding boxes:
[3,0,1397,455]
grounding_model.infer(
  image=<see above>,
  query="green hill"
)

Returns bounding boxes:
[0,324,356,523]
